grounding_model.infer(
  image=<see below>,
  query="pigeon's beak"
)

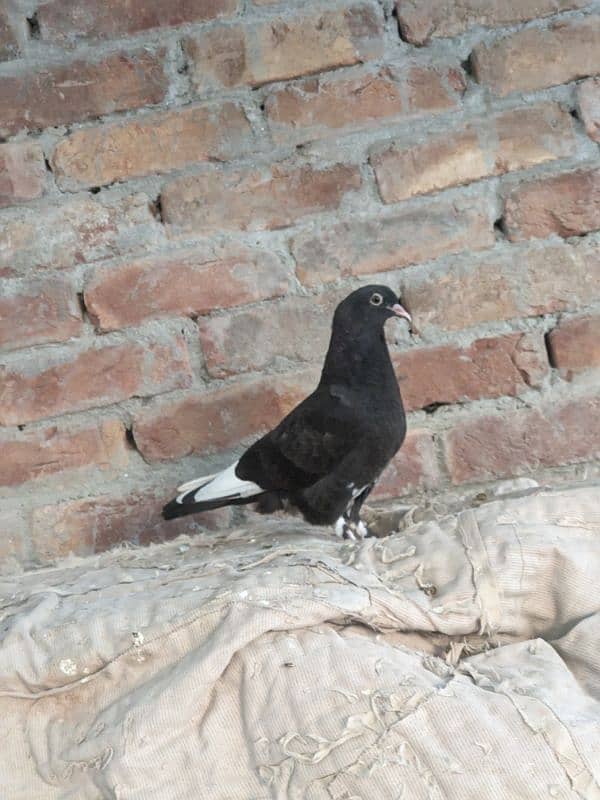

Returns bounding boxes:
[388,303,412,324]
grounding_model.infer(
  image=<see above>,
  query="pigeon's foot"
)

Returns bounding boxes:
[334,516,369,541]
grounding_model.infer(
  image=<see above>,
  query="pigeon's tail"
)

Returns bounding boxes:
[162,461,265,520]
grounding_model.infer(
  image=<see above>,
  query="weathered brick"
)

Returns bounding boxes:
[0,10,20,61]
[38,0,239,43]
[85,248,291,332]
[403,239,600,333]
[409,64,467,105]
[0,50,168,137]
[547,315,600,379]
[445,394,600,484]
[405,255,518,333]
[133,370,319,461]
[291,193,494,286]
[0,335,192,426]
[265,64,462,144]
[472,16,600,96]
[396,0,588,45]
[0,143,46,208]
[266,70,401,143]
[162,162,361,232]
[197,305,550,402]
[394,333,548,412]
[31,501,95,561]
[184,3,383,92]
[0,509,27,569]
[198,294,339,377]
[52,103,254,190]
[30,488,228,563]
[0,194,164,277]
[0,420,128,487]
[0,278,82,351]
[522,241,600,317]
[372,103,575,203]
[372,430,440,499]
[578,78,600,143]
[505,168,600,241]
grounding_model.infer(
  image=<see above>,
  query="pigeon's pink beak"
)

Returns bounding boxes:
[389,303,412,323]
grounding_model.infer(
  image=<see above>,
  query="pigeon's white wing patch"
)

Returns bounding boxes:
[176,461,263,504]
[176,473,217,493]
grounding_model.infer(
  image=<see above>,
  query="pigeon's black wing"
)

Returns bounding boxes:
[236,383,397,524]
[236,384,367,491]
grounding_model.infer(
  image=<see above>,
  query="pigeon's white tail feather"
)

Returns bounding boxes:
[176,461,263,505]
[176,473,217,494]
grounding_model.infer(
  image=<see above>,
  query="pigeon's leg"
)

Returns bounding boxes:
[334,515,360,541]
[339,484,373,540]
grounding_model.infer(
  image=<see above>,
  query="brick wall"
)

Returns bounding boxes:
[1,0,600,570]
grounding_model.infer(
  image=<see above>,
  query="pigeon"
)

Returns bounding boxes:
[162,285,412,539]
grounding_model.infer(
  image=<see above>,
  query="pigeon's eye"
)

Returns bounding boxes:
[370,292,383,306]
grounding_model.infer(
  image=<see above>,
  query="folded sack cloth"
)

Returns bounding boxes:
[1,483,599,799]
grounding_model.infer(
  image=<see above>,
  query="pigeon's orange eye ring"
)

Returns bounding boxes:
[370,292,383,306]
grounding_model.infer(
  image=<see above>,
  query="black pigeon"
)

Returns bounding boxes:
[162,285,412,539]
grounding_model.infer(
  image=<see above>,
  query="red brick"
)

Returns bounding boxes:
[547,315,600,379]
[505,168,600,241]
[0,277,83,351]
[38,0,239,43]
[472,16,600,96]
[291,193,494,287]
[162,162,361,232]
[445,394,600,484]
[0,50,168,137]
[403,239,600,333]
[133,370,319,461]
[578,78,600,143]
[0,334,192,426]
[394,333,548,412]
[265,64,462,144]
[0,194,164,277]
[0,420,128,487]
[52,103,254,190]
[30,487,228,563]
[396,0,588,45]
[85,248,291,332]
[372,430,440,499]
[372,103,575,203]
[184,3,383,91]
[198,294,339,377]
[0,143,46,208]
[0,10,20,61]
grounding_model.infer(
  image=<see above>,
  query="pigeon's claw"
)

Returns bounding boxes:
[335,516,369,540]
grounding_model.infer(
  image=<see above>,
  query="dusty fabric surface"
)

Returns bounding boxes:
[1,484,599,800]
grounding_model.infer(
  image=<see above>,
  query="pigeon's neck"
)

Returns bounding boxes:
[319,325,399,392]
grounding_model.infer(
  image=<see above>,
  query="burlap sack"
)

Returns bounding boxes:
[1,484,599,799]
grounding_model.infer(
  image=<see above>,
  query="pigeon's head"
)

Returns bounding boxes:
[334,285,412,331]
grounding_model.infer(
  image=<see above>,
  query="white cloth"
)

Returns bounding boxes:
[1,484,599,799]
